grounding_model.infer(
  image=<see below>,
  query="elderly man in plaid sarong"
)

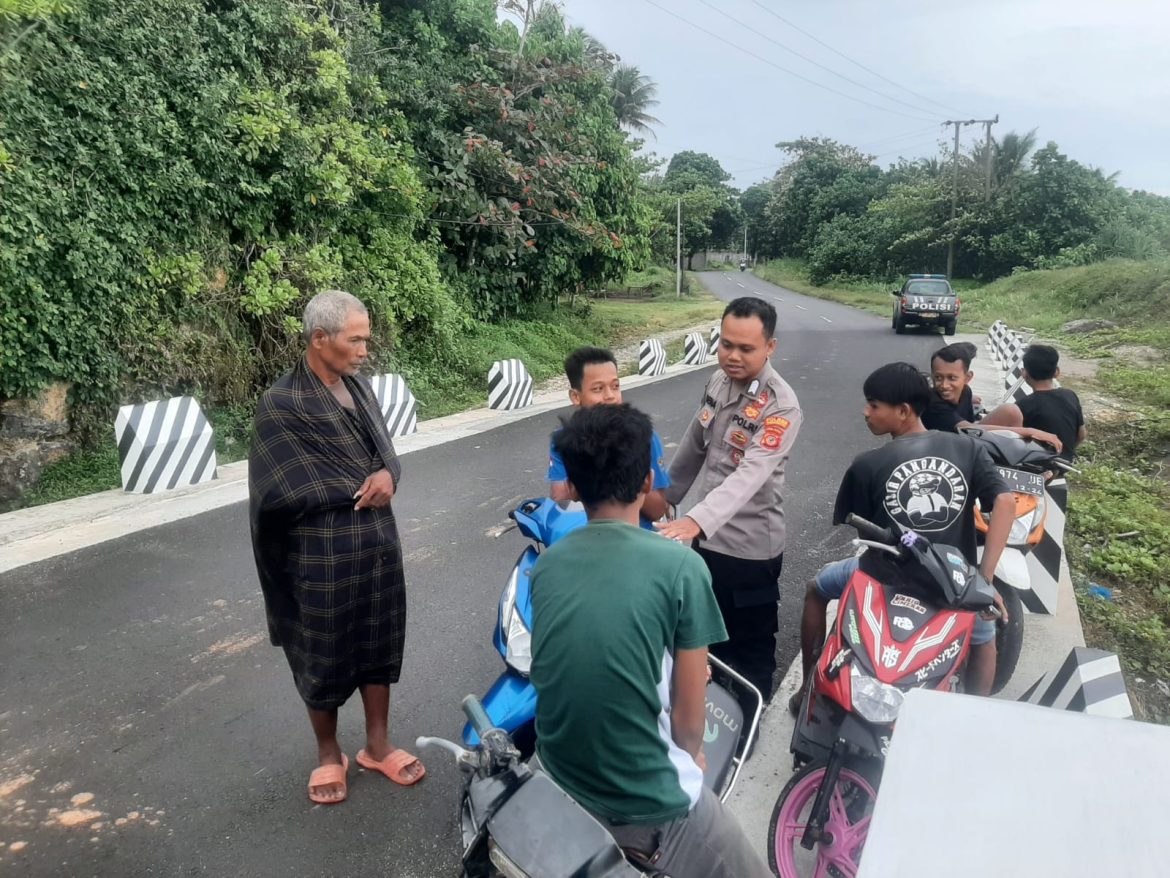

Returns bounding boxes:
[249,290,424,805]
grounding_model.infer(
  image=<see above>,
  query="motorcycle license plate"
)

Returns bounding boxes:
[997,466,1044,496]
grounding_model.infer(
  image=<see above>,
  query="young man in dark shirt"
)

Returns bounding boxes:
[982,344,1087,460]
[926,343,1064,452]
[922,343,978,432]
[530,404,769,878]
[792,363,1014,712]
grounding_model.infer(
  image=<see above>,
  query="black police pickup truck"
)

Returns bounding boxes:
[891,274,958,335]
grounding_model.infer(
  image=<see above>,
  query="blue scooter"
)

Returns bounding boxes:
[464,497,764,799]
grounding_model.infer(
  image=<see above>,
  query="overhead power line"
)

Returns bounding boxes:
[855,124,944,149]
[690,0,946,119]
[746,0,969,118]
[638,0,940,123]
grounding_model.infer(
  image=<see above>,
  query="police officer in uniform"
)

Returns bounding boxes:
[658,297,802,700]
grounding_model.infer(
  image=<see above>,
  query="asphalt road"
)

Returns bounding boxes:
[0,271,956,877]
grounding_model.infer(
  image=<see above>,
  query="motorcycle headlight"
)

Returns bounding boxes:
[499,567,532,675]
[1007,512,1035,545]
[489,840,531,878]
[850,664,904,724]
[1007,494,1045,544]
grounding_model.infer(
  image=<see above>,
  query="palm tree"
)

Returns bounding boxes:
[993,128,1038,191]
[566,25,614,68]
[608,64,662,138]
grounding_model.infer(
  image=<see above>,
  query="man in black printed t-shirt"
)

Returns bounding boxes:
[981,344,1086,460]
[792,363,1015,711]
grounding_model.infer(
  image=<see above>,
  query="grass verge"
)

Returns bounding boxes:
[16,270,722,509]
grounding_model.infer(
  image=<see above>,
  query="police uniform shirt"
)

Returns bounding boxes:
[664,361,802,561]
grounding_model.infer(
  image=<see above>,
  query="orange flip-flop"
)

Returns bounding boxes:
[308,754,349,805]
[356,748,426,786]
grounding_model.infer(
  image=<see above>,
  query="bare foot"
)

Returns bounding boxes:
[309,750,347,803]
[358,742,426,785]
[390,750,425,783]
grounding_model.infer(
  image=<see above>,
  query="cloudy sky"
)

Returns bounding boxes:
[549,0,1170,194]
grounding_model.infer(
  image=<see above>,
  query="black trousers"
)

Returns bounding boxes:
[695,546,784,701]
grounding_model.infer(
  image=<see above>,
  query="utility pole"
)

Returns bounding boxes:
[743,224,748,264]
[944,115,998,279]
[676,198,682,298]
[984,114,999,202]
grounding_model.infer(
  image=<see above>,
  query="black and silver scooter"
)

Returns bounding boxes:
[419,657,761,877]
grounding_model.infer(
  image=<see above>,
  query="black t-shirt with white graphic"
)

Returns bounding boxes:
[1016,388,1084,460]
[832,431,1009,564]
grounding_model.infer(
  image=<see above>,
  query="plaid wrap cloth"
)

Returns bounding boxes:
[249,357,406,710]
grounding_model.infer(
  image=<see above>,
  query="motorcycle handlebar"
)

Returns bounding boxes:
[416,735,473,762]
[462,695,494,738]
[845,513,895,545]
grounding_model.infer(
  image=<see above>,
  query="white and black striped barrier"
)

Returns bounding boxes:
[1022,478,1067,614]
[1004,357,1026,393]
[682,331,708,365]
[708,326,721,357]
[369,374,418,437]
[987,320,1009,359]
[638,339,667,376]
[488,359,534,411]
[1019,646,1133,719]
[986,321,1029,370]
[114,396,218,494]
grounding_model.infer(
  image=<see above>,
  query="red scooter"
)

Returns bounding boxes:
[769,514,998,877]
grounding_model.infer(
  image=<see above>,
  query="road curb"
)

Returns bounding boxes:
[0,358,716,575]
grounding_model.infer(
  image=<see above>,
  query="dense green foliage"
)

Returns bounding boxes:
[644,150,741,268]
[0,0,653,433]
[743,135,1170,285]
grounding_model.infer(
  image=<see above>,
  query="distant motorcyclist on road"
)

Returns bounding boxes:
[529,404,770,878]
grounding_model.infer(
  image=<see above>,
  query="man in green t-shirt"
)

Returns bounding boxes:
[530,404,769,878]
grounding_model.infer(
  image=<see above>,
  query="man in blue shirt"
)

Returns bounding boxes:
[548,347,671,527]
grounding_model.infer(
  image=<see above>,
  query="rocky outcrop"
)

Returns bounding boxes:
[0,383,75,511]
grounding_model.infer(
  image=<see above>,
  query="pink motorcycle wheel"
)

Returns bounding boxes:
[768,760,880,878]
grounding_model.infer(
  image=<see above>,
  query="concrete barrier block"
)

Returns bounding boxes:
[638,339,666,376]
[1018,646,1133,719]
[369,374,418,437]
[488,359,534,411]
[114,396,217,494]
[682,331,708,365]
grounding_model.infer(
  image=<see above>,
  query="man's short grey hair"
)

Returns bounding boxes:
[302,290,368,342]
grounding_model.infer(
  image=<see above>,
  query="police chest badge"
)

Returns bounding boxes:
[728,430,749,449]
[743,404,762,420]
[730,449,744,466]
[699,406,714,426]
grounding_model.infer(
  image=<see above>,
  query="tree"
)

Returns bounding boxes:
[663,150,731,191]
[764,142,882,258]
[979,142,1119,274]
[994,128,1038,191]
[649,152,740,267]
[608,64,661,137]
[740,182,774,256]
